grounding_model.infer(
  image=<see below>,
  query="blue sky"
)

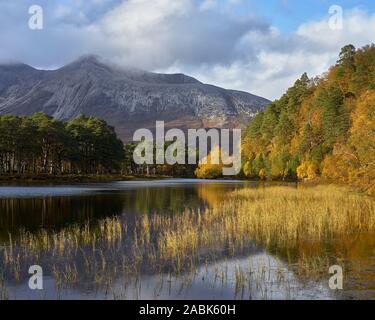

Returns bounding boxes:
[234,0,375,31]
[193,0,375,31]
[1,0,375,99]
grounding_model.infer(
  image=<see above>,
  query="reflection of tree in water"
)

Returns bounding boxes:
[121,187,202,215]
[0,184,248,242]
[0,185,214,242]
[196,184,232,208]
[126,184,245,215]
[0,194,124,241]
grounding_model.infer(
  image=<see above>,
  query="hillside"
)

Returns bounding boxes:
[242,44,375,194]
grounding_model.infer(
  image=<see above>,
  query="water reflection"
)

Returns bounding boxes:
[0,194,124,241]
[0,180,249,242]
[3,253,332,300]
[0,180,373,300]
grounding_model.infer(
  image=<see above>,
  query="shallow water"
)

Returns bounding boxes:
[4,252,333,300]
[0,179,373,300]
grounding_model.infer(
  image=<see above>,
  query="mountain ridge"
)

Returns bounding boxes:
[0,56,270,141]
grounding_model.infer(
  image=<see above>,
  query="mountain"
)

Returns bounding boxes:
[0,55,270,141]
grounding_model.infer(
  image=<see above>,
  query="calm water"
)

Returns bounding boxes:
[0,179,258,241]
[0,179,373,300]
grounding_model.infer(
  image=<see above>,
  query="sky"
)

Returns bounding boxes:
[1,0,375,99]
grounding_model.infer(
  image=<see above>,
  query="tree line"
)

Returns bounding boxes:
[196,44,375,194]
[0,113,124,174]
[122,142,196,177]
[0,113,197,177]
[240,44,375,194]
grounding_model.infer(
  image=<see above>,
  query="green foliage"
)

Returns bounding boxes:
[0,113,124,174]
[66,115,124,173]
[260,103,279,142]
[275,111,294,144]
[245,112,264,139]
[298,123,315,155]
[337,44,356,67]
[317,85,348,150]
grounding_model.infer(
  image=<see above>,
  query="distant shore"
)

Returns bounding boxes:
[0,173,173,183]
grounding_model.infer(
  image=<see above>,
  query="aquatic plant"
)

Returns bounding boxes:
[0,185,374,299]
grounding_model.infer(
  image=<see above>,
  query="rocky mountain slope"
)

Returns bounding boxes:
[0,56,270,141]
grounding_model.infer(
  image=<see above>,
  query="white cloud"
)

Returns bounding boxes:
[199,0,217,11]
[186,8,375,99]
[1,1,375,100]
[68,0,269,70]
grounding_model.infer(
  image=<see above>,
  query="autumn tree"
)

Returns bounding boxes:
[240,44,375,193]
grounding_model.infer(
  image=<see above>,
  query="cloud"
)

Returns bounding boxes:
[0,1,375,99]
[0,0,269,68]
[199,0,217,11]
[87,0,270,69]
[183,8,375,99]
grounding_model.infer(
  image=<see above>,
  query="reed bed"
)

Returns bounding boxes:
[0,185,374,297]
[227,185,375,247]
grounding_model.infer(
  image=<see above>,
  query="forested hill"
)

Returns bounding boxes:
[242,44,375,194]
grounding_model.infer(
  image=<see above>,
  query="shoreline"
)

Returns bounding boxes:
[0,174,370,197]
[0,173,174,184]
